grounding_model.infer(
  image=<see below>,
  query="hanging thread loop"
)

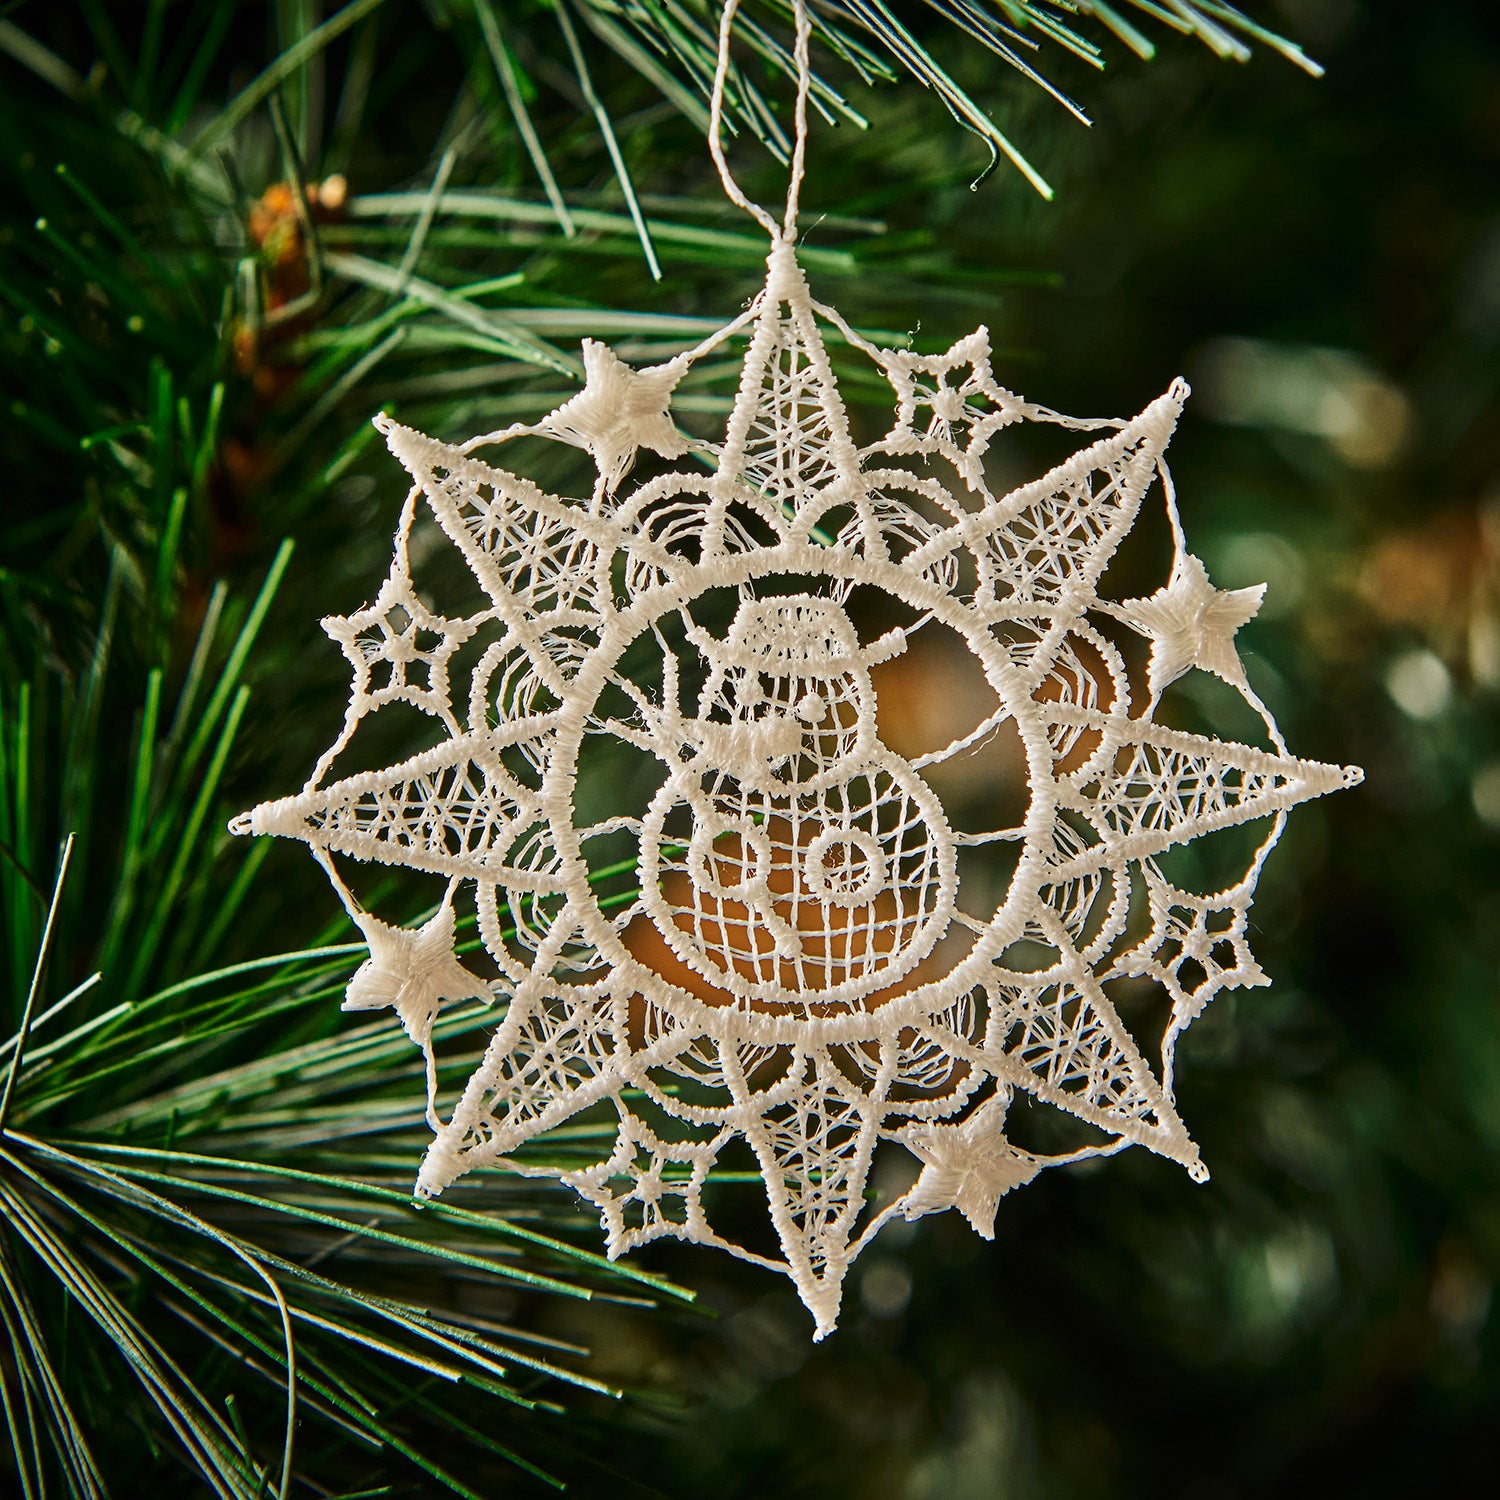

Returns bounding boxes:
[709,0,814,242]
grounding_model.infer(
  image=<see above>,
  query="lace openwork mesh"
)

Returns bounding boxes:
[231,0,1361,1336]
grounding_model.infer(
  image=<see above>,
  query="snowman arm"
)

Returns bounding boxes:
[599,667,690,765]
[952,825,1026,846]
[909,701,1013,770]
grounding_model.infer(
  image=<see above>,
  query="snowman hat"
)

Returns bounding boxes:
[686,592,908,676]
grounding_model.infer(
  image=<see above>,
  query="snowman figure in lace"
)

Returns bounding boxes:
[231,1,1361,1338]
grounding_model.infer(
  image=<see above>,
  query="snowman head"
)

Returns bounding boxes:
[691,595,904,788]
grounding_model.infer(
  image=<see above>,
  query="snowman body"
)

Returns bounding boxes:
[638,595,957,1015]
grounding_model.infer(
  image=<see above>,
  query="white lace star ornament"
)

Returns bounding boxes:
[1118,552,1266,695]
[343,902,485,1033]
[230,242,1362,1334]
[229,0,1362,1338]
[538,338,690,495]
[901,1093,1040,1239]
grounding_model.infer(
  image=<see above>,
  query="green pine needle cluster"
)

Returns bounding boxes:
[0,432,693,1493]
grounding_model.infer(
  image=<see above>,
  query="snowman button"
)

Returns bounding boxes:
[794,691,825,725]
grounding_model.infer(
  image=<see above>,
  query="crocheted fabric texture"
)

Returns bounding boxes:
[233,235,1361,1335]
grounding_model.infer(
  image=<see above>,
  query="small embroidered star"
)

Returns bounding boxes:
[901,1093,1041,1239]
[539,338,689,494]
[343,903,488,1045]
[1132,867,1270,1027]
[322,570,474,726]
[876,327,1022,492]
[565,1115,721,1255]
[1118,552,1265,695]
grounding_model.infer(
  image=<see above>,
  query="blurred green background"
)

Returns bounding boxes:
[2,1,1496,1494]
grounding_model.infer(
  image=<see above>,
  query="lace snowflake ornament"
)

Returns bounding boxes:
[231,0,1360,1339]
[231,231,1361,1334]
